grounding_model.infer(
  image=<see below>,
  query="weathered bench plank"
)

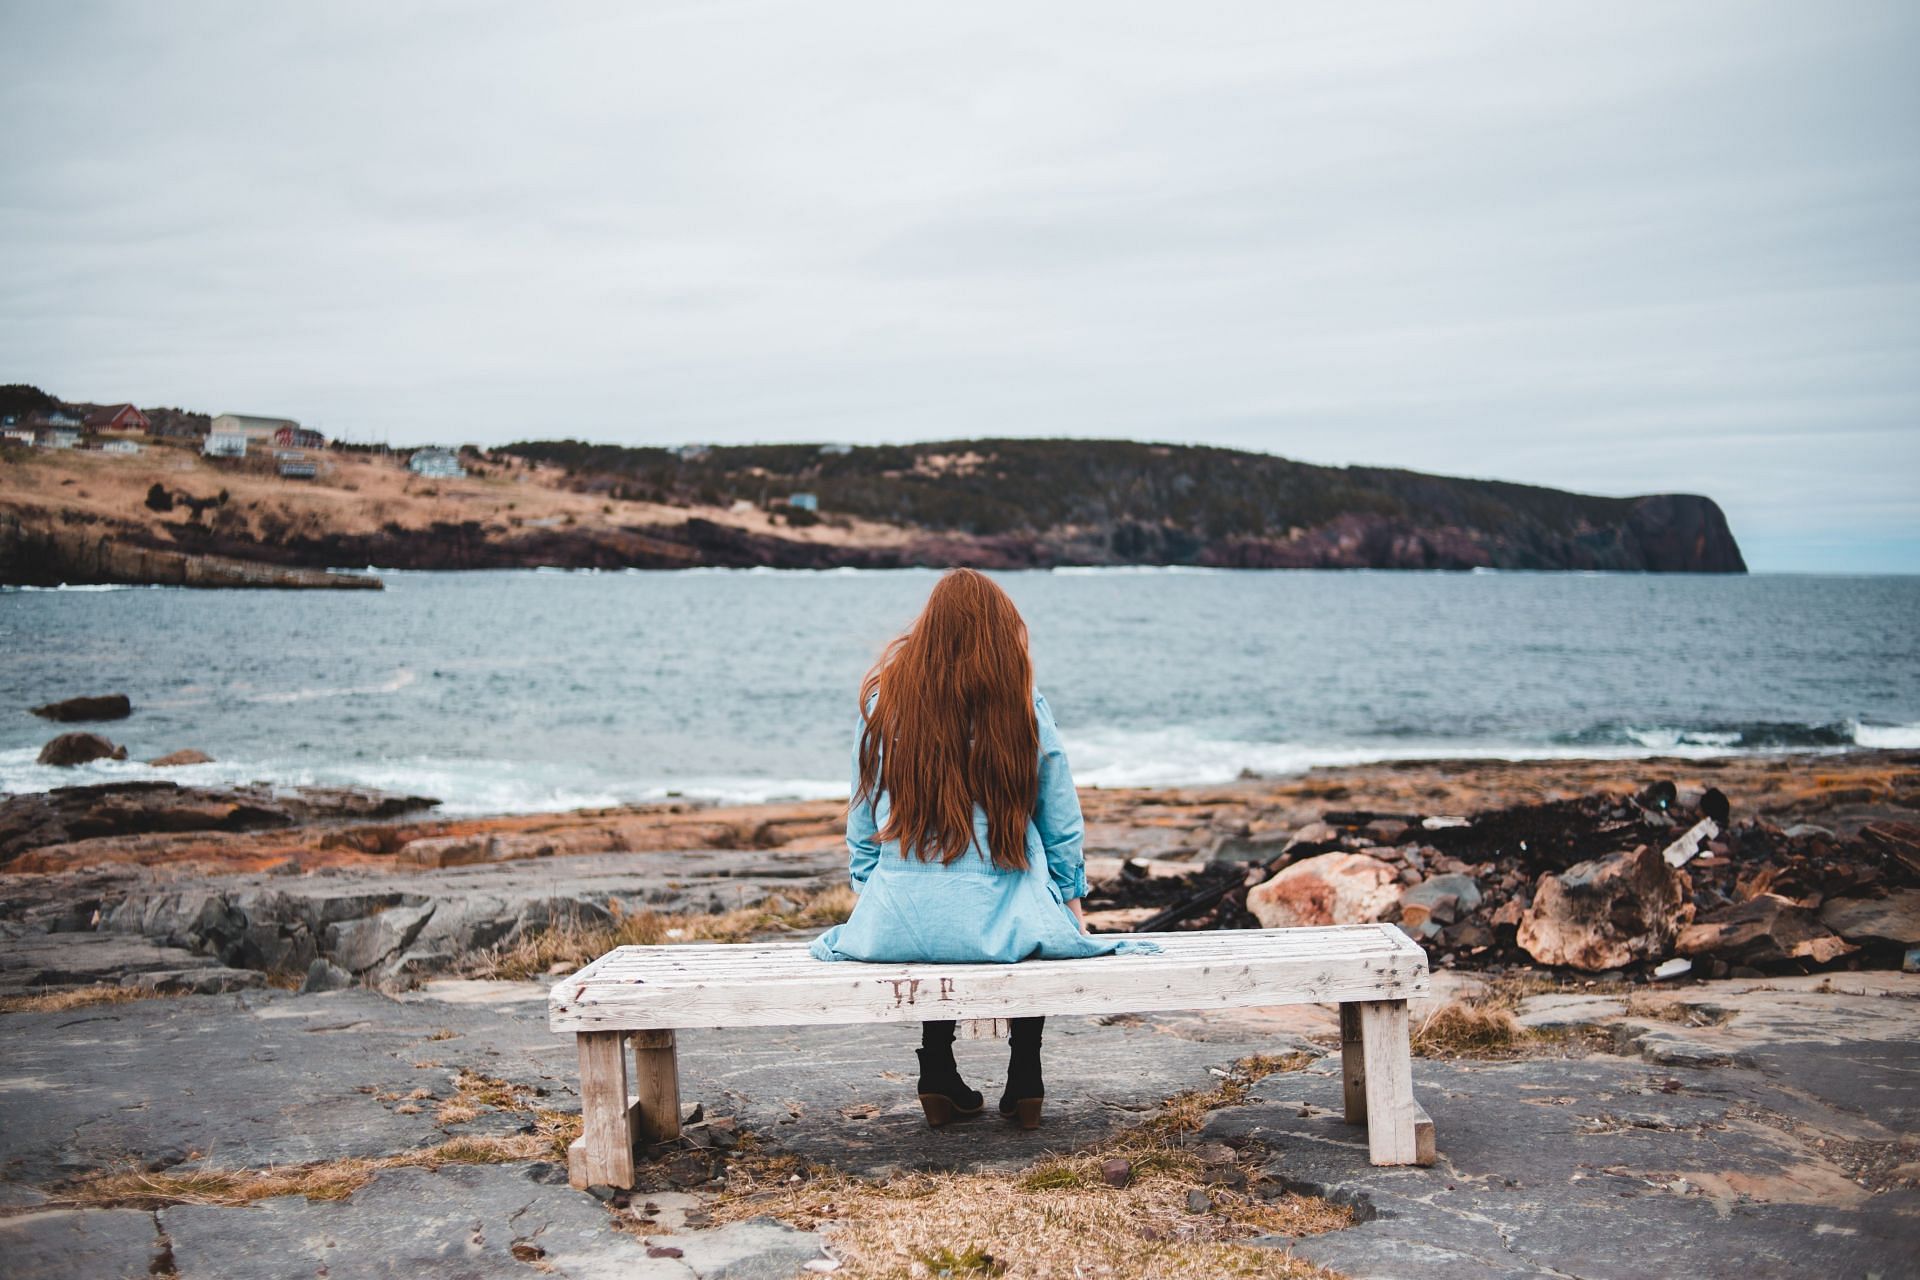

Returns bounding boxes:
[551,924,1435,1188]
[550,925,1428,1031]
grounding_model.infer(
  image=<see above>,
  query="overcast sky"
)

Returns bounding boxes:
[3,1,1915,571]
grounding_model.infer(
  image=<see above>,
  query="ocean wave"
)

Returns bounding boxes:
[1,583,156,592]
[240,668,418,704]
[1855,722,1920,749]
[1559,720,1864,750]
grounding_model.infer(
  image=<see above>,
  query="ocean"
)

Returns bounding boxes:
[4,568,1916,816]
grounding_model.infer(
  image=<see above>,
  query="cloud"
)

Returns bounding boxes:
[2,0,1915,569]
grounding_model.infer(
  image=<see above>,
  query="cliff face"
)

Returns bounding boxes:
[502,438,1749,573]
[0,436,1747,582]
[0,513,381,589]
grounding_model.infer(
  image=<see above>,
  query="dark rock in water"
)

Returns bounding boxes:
[30,694,132,722]
[36,732,127,766]
[147,748,214,767]
[299,958,355,993]
[0,781,439,866]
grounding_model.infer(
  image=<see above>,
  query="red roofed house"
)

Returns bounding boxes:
[83,404,152,433]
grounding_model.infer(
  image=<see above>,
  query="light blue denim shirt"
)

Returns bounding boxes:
[808,691,1159,964]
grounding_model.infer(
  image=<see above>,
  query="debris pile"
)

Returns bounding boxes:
[1092,783,1920,978]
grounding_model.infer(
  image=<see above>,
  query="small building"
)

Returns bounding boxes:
[786,492,819,511]
[100,438,143,455]
[278,457,318,479]
[210,413,300,443]
[273,424,327,449]
[203,428,250,458]
[83,404,152,433]
[3,427,35,446]
[37,428,80,449]
[818,443,853,456]
[408,446,466,478]
[674,444,711,462]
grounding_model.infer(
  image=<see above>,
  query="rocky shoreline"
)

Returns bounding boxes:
[2,751,1914,998]
[4,751,1917,1279]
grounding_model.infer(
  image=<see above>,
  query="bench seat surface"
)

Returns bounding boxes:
[549,924,1428,1032]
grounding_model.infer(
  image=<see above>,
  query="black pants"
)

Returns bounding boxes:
[922,1017,1043,1051]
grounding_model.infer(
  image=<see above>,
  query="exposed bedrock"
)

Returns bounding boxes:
[88,849,843,985]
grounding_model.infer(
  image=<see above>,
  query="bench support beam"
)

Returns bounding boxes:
[1340,998,1436,1166]
[568,1029,682,1190]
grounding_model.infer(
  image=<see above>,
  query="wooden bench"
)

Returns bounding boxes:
[548,923,1435,1188]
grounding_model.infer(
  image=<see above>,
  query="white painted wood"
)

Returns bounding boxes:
[1339,1002,1366,1125]
[631,1030,681,1144]
[1358,999,1421,1165]
[958,1018,1008,1040]
[1662,817,1719,867]
[549,926,1429,1032]
[576,1031,635,1187]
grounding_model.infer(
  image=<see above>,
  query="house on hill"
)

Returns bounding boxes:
[83,404,152,433]
[210,413,300,443]
[274,424,327,449]
[203,425,250,457]
[408,447,466,478]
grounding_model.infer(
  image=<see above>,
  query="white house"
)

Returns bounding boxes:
[37,428,80,449]
[408,447,466,478]
[203,428,250,458]
[787,492,819,511]
[3,428,34,446]
[100,439,143,455]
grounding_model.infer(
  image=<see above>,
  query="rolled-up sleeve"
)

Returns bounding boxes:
[1033,692,1088,902]
[846,719,880,893]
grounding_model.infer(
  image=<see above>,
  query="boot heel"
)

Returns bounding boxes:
[1012,1097,1043,1130]
[919,1093,955,1128]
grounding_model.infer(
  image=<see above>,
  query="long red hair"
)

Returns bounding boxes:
[856,568,1038,870]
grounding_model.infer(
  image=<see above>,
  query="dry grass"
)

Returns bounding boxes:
[471,886,858,980]
[1410,1000,1524,1058]
[56,1063,584,1210]
[0,985,177,1014]
[63,1116,582,1209]
[702,1055,1343,1280]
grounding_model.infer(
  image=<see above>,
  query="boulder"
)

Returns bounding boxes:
[36,733,128,766]
[1516,844,1693,971]
[1819,890,1920,945]
[1206,829,1292,865]
[326,903,436,974]
[299,958,355,993]
[30,693,132,722]
[1247,852,1402,928]
[1677,894,1857,966]
[1400,873,1483,930]
[1282,821,1340,851]
[147,748,214,767]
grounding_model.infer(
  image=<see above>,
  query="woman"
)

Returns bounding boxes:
[809,569,1156,1130]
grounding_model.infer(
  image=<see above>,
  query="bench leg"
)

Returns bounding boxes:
[571,1031,636,1190]
[630,1029,682,1144]
[1353,999,1436,1167]
[1339,1002,1367,1125]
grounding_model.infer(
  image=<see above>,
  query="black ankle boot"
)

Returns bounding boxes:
[999,1048,1044,1129]
[916,1046,984,1128]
